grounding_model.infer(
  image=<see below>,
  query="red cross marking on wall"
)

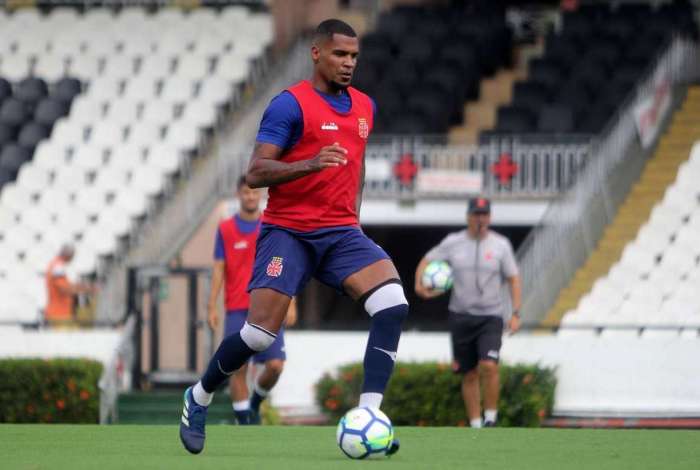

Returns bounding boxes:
[393,153,418,186]
[491,153,519,185]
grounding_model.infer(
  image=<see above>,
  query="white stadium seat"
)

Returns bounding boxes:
[53,167,88,190]
[72,145,107,171]
[160,76,194,104]
[86,76,123,100]
[176,54,212,81]
[113,188,148,218]
[101,54,139,80]
[0,183,36,213]
[0,54,32,81]
[127,121,163,146]
[94,166,132,194]
[123,76,160,101]
[146,144,182,175]
[139,54,175,80]
[50,118,86,148]
[34,54,67,82]
[182,100,218,129]
[141,100,176,127]
[199,75,235,106]
[105,99,142,126]
[164,120,200,152]
[216,54,250,83]
[0,207,18,226]
[130,166,165,197]
[69,95,106,126]
[96,205,133,237]
[89,122,125,147]
[192,32,231,56]
[16,165,51,193]
[19,206,52,233]
[68,54,103,81]
[106,145,146,172]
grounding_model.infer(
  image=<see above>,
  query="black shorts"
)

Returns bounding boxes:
[449,312,504,373]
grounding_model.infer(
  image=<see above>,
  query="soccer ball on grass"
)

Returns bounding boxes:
[336,407,394,459]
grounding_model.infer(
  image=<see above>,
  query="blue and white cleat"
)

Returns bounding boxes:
[386,437,400,456]
[179,386,208,454]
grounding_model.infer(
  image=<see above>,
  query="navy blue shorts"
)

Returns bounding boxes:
[248,224,390,297]
[224,310,286,363]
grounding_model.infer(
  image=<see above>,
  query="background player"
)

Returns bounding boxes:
[180,19,407,455]
[206,176,296,425]
[415,197,521,428]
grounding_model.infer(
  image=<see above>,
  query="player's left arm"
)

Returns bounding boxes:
[503,241,522,332]
[356,152,365,216]
[506,275,522,333]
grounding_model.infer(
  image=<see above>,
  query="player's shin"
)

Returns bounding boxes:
[199,322,277,396]
[358,281,408,408]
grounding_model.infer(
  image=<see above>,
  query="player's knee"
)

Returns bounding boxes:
[478,360,499,376]
[265,359,284,377]
[361,280,409,318]
[240,322,277,352]
[464,368,480,382]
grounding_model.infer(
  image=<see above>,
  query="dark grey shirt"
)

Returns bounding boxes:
[425,229,519,317]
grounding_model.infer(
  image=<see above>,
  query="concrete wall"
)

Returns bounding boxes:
[271,330,700,417]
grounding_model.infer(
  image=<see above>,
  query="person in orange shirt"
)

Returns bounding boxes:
[45,244,94,326]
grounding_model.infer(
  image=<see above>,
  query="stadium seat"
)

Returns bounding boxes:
[0,3,270,292]
[18,122,50,150]
[34,98,70,127]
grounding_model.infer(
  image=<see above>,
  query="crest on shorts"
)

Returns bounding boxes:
[266,256,284,277]
[358,117,369,139]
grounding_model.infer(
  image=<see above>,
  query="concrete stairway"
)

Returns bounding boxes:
[542,86,700,326]
[448,43,541,145]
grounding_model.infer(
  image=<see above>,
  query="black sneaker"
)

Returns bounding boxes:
[386,437,400,456]
[484,420,496,427]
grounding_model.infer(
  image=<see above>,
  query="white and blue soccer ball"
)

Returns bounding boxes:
[421,260,454,292]
[336,407,394,459]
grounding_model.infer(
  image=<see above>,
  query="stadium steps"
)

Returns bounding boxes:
[117,391,236,425]
[448,44,535,145]
[541,86,700,326]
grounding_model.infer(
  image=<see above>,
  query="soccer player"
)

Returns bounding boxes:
[206,176,296,425]
[180,19,407,455]
[414,197,521,428]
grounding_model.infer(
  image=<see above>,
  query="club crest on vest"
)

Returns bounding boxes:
[358,117,369,139]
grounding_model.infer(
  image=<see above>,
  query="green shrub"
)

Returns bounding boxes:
[316,362,556,427]
[0,358,102,423]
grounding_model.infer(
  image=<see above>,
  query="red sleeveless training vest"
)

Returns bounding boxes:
[262,80,374,231]
[219,217,260,310]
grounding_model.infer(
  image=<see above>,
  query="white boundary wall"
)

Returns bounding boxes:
[273,331,700,417]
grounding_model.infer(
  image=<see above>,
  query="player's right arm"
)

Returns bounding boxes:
[246,141,347,189]
[207,260,225,330]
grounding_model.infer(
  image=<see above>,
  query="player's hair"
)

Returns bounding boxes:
[237,175,248,189]
[60,243,75,257]
[313,19,357,44]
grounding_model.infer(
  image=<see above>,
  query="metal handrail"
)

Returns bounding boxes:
[516,37,699,324]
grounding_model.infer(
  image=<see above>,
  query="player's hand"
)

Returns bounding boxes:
[414,283,445,300]
[308,142,348,171]
[508,314,521,334]
[207,305,219,330]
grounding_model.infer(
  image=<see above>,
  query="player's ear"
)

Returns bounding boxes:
[311,44,321,63]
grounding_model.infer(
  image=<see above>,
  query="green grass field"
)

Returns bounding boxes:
[1,425,698,470]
